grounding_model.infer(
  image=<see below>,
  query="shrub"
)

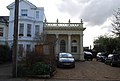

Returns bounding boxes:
[0,45,12,63]
[17,64,28,77]
[17,50,56,77]
[17,62,51,77]
[31,62,50,75]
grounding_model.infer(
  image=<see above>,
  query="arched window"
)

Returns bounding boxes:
[60,40,66,52]
[71,40,77,53]
[72,40,77,43]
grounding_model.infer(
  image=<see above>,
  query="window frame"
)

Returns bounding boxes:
[19,23,24,36]
[60,40,66,52]
[26,44,31,54]
[18,44,24,57]
[21,9,28,16]
[71,46,77,52]
[0,27,3,37]
[36,11,39,18]
[71,40,77,53]
[35,25,40,36]
[27,24,31,37]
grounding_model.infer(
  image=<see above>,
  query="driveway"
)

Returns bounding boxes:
[0,60,120,81]
[53,60,120,81]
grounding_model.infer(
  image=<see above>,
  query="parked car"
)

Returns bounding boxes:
[96,52,107,62]
[84,51,93,61]
[56,53,75,68]
[105,54,120,67]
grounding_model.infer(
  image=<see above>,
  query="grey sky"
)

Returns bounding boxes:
[57,0,120,26]
[0,0,119,47]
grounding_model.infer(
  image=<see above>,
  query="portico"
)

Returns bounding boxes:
[44,19,86,60]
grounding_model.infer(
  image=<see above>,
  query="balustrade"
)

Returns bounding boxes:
[44,22,83,27]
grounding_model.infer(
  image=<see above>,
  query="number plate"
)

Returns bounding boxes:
[64,63,71,65]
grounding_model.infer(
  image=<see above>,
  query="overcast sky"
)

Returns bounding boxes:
[0,0,119,48]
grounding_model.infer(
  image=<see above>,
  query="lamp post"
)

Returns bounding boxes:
[12,0,19,77]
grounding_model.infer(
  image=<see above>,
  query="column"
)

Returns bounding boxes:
[80,34,84,61]
[68,34,71,53]
[55,34,59,54]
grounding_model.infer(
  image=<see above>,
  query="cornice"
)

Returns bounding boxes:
[44,26,86,31]
[45,30,83,35]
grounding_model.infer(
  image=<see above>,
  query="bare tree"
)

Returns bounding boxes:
[111,8,120,37]
[34,31,47,44]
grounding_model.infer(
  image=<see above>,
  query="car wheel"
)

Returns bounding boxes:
[72,64,75,68]
[105,61,107,64]
[111,62,115,67]
[111,62,114,66]
[57,64,60,68]
[96,59,98,61]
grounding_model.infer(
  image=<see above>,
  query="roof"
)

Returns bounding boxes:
[7,0,37,10]
[0,16,9,23]
[0,16,9,26]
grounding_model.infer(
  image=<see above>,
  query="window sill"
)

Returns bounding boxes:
[27,34,31,37]
[19,34,23,36]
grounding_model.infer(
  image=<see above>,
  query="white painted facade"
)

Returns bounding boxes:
[7,0,45,58]
[7,0,85,60]
[44,20,86,60]
[0,22,8,45]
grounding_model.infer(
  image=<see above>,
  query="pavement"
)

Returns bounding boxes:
[0,77,120,81]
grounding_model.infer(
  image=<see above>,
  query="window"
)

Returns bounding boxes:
[72,40,77,43]
[60,40,66,52]
[18,44,23,57]
[0,28,3,37]
[35,25,40,36]
[27,24,31,37]
[71,46,77,52]
[36,11,39,18]
[71,40,77,53]
[21,9,28,16]
[19,23,24,36]
[26,44,31,54]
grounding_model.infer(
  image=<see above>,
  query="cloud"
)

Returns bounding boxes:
[57,0,120,26]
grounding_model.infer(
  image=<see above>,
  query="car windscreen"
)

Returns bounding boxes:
[60,53,73,58]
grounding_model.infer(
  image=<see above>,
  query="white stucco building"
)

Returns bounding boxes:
[7,0,85,60]
[7,0,45,57]
[44,19,86,60]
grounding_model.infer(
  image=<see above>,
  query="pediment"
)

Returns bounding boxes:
[7,0,37,10]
